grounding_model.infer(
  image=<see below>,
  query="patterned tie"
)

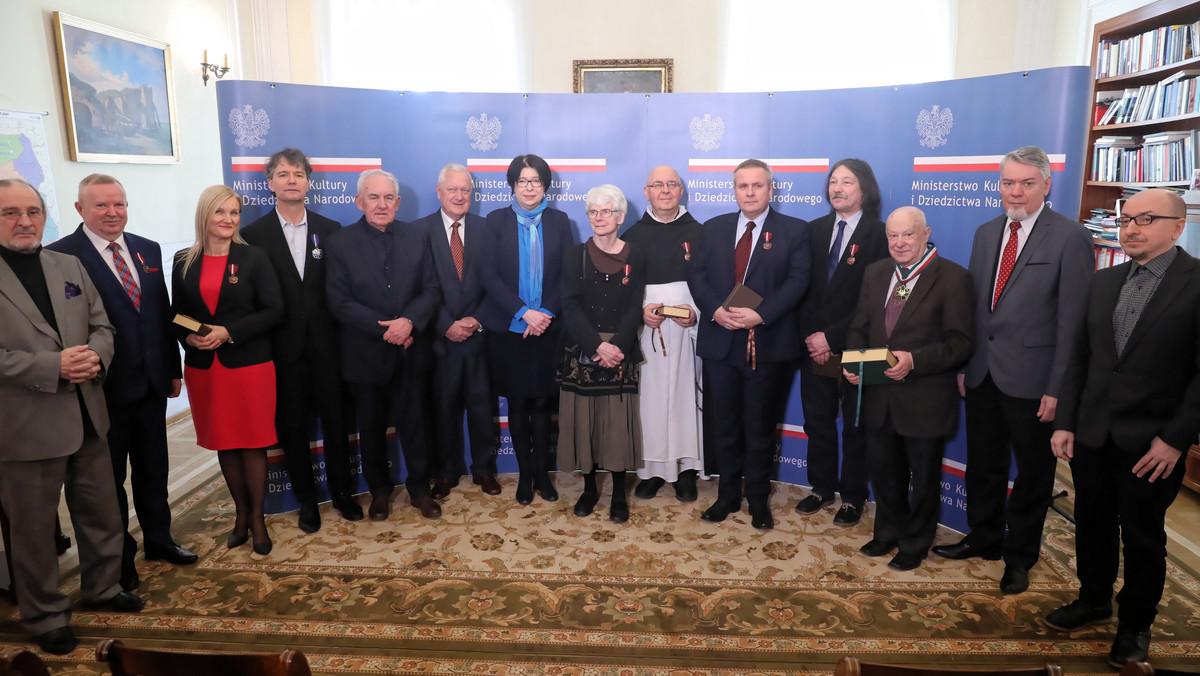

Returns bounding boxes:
[827,219,846,281]
[107,242,141,309]
[450,221,464,281]
[884,268,909,336]
[991,221,1021,309]
[734,221,756,283]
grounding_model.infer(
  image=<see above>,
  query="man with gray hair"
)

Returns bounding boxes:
[326,169,441,520]
[414,163,500,500]
[932,146,1094,594]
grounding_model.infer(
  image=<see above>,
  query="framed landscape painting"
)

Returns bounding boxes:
[52,12,181,163]
[573,58,674,94]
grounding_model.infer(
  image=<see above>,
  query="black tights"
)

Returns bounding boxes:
[507,396,555,489]
[218,449,268,543]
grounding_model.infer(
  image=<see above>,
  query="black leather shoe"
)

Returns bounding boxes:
[431,477,455,501]
[144,542,199,565]
[368,495,391,521]
[1000,565,1029,594]
[634,477,665,499]
[930,540,1001,561]
[227,528,249,549]
[750,504,774,530]
[859,539,896,557]
[120,562,140,591]
[332,494,364,521]
[574,492,599,517]
[297,502,321,534]
[700,501,739,523]
[674,470,698,502]
[35,626,76,655]
[795,492,835,515]
[474,474,502,496]
[411,495,443,519]
[54,530,72,556]
[833,503,863,526]
[86,590,146,613]
[1108,626,1151,667]
[536,478,559,503]
[888,551,924,571]
[1045,599,1113,631]
[252,538,273,556]
[515,482,534,505]
[610,499,630,524]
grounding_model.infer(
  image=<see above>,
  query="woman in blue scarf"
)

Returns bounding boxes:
[478,155,575,504]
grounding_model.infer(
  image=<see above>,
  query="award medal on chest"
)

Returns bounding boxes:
[228,263,239,284]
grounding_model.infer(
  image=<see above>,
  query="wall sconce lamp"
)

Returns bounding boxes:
[201,49,230,86]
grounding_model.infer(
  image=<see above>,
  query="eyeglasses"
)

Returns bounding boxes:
[1,207,45,221]
[647,181,682,190]
[1117,213,1183,227]
[587,208,619,219]
[516,178,543,188]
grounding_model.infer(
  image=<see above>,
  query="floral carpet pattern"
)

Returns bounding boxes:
[3,475,1199,674]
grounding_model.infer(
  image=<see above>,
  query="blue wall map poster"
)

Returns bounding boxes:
[216,67,1093,528]
[0,109,62,241]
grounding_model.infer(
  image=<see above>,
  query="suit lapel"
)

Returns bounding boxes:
[743,211,773,283]
[43,253,71,346]
[995,212,1051,306]
[267,214,305,285]
[829,219,872,288]
[431,217,460,289]
[0,253,61,344]
[1120,251,1195,360]
[891,257,939,335]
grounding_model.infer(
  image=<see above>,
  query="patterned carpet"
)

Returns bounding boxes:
[3,474,1200,675]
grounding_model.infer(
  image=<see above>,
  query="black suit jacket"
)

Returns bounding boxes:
[799,212,889,353]
[415,210,489,356]
[171,243,284,369]
[476,206,575,332]
[240,209,342,365]
[47,226,180,402]
[846,256,974,437]
[325,217,439,384]
[1057,248,1200,453]
[688,208,810,362]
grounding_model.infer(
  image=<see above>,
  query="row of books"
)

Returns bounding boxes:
[1095,69,1200,125]
[1095,21,1199,78]
[1092,130,1198,183]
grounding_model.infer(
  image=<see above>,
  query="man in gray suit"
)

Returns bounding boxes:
[931,147,1094,595]
[0,179,144,655]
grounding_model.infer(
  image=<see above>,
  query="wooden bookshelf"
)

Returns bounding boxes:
[1081,0,1200,220]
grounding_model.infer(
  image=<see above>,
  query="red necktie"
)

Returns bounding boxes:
[450,221,464,281]
[991,221,1020,309]
[108,242,141,309]
[734,221,756,283]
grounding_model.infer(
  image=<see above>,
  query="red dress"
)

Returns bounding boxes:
[184,254,277,451]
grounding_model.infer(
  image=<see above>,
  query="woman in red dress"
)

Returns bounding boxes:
[172,185,283,555]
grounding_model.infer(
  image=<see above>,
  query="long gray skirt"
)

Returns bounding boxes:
[556,390,644,472]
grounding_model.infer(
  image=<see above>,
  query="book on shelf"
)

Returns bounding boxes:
[1096,21,1199,78]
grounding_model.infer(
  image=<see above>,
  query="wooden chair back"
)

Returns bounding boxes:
[97,640,312,676]
[834,657,1062,676]
[0,649,49,676]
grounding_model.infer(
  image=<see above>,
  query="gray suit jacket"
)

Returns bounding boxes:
[962,207,1094,399]
[0,248,114,461]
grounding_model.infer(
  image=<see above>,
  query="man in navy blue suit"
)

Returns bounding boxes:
[47,174,196,591]
[688,159,811,530]
[413,164,500,500]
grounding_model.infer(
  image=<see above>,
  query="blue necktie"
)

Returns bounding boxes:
[827,220,846,281]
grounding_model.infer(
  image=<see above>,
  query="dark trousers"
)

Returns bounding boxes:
[275,353,354,504]
[349,358,431,499]
[799,359,868,505]
[431,341,497,480]
[1071,436,1184,630]
[106,390,173,565]
[704,353,792,508]
[866,427,944,557]
[964,373,1056,568]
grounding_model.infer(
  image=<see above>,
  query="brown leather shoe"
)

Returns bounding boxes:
[431,477,454,501]
[473,474,502,495]
[368,495,390,521]
[411,494,443,519]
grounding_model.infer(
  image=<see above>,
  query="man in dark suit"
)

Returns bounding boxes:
[414,163,500,500]
[688,158,810,531]
[1048,188,1200,667]
[932,146,1094,595]
[326,169,441,520]
[47,174,197,592]
[0,178,144,655]
[844,206,974,572]
[796,159,889,527]
[241,148,364,533]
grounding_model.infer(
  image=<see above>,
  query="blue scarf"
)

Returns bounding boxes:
[510,200,550,333]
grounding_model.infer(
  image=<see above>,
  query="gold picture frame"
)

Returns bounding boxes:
[52,12,181,163]
[573,58,674,94]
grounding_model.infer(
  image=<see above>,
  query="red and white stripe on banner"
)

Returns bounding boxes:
[688,158,829,173]
[913,154,1067,172]
[777,422,808,440]
[467,158,606,172]
[230,157,383,173]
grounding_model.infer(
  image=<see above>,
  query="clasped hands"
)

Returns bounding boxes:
[379,317,414,348]
[842,350,913,384]
[642,303,697,329]
[592,341,623,369]
[713,305,761,331]
[186,325,231,351]
[59,344,101,383]
[444,316,481,342]
[521,309,552,338]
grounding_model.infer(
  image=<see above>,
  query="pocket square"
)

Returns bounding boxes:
[64,281,82,299]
